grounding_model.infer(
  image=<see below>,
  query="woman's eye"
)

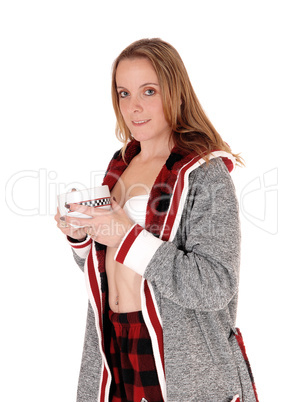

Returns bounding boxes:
[145,89,155,96]
[119,91,129,98]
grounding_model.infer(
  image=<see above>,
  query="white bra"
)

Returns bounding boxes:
[123,194,149,228]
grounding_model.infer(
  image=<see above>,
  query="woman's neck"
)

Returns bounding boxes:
[137,136,174,162]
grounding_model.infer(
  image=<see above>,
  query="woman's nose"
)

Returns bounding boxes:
[129,95,143,113]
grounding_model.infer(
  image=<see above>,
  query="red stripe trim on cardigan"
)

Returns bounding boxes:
[235,328,259,402]
[221,156,234,173]
[100,366,108,402]
[161,155,202,241]
[87,244,103,338]
[87,244,109,401]
[144,281,165,372]
[115,224,144,264]
[70,238,92,249]
[161,152,235,241]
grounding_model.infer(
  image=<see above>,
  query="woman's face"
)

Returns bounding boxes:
[115,58,172,144]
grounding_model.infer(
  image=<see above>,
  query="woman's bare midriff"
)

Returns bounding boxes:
[105,246,142,313]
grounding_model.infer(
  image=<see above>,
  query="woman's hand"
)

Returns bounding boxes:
[54,207,88,241]
[60,198,134,248]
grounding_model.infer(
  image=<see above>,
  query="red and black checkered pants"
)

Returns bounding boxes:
[108,309,164,402]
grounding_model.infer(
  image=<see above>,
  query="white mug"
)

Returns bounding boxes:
[57,185,111,227]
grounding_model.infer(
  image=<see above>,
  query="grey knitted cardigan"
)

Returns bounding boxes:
[68,141,258,402]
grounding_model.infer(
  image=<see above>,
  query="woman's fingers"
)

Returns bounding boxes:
[62,215,92,228]
[59,198,133,247]
[55,207,89,240]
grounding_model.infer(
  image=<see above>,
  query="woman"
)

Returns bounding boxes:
[55,38,259,402]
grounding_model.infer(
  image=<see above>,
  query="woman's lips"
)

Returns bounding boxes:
[131,119,151,126]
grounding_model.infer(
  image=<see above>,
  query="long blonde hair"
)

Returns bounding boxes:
[111,38,243,165]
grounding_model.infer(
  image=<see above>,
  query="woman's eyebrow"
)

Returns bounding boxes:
[139,82,159,88]
[116,82,159,90]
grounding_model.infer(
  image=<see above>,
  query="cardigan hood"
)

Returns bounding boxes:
[102,140,235,240]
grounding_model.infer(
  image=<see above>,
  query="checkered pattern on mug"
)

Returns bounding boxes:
[78,197,111,208]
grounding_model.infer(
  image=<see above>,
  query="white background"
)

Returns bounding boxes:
[1,1,282,401]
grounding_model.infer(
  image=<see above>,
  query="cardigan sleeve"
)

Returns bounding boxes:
[115,158,241,312]
[67,235,92,272]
